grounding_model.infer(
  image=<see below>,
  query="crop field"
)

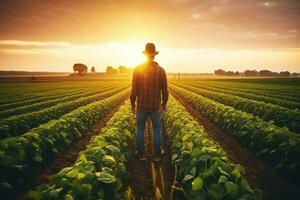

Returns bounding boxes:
[0,78,299,200]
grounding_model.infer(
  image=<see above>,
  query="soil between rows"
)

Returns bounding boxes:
[125,119,175,200]
[171,91,300,200]
[11,102,125,200]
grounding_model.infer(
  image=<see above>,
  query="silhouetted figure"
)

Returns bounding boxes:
[130,43,169,161]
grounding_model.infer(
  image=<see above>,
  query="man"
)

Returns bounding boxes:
[130,43,169,161]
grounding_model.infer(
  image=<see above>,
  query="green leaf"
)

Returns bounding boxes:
[192,177,203,191]
[28,190,41,200]
[101,167,114,174]
[33,155,43,162]
[218,175,228,183]
[182,134,190,141]
[208,188,219,200]
[81,183,92,192]
[182,174,194,183]
[104,155,116,163]
[35,183,49,191]
[190,167,196,176]
[77,172,86,180]
[65,194,74,200]
[171,154,178,161]
[95,171,116,183]
[225,181,238,198]
[66,168,79,178]
[218,167,229,176]
[232,169,241,180]
[79,153,88,163]
[202,139,211,146]
[13,165,23,170]
[49,187,63,198]
[199,154,211,162]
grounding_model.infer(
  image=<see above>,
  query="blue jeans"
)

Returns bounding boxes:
[136,108,161,155]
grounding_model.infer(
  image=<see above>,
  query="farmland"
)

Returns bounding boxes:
[0,77,299,200]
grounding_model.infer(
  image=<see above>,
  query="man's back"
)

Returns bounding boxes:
[131,42,168,161]
[130,61,168,112]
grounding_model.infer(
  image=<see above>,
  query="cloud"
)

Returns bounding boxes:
[0,0,299,49]
[0,40,71,48]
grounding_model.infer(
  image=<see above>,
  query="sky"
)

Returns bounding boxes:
[0,0,300,73]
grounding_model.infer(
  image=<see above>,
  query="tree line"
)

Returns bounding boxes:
[73,63,95,75]
[105,66,133,75]
[214,69,298,77]
[72,63,133,75]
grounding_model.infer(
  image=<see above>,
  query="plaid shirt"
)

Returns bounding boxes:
[130,61,169,112]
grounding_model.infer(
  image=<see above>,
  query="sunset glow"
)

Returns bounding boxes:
[0,0,300,72]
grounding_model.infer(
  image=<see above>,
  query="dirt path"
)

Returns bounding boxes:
[171,91,300,200]
[126,119,174,200]
[11,102,125,200]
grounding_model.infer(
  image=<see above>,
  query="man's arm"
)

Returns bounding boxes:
[161,69,169,110]
[130,70,138,112]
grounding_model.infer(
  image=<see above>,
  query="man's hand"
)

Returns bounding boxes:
[131,106,136,114]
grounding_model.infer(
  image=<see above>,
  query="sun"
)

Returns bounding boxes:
[105,41,146,67]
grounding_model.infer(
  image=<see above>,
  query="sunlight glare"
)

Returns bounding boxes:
[104,41,146,67]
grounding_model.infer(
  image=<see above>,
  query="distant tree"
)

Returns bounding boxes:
[214,69,226,76]
[234,71,240,76]
[279,71,291,77]
[117,66,134,74]
[105,66,118,75]
[91,66,96,73]
[291,72,298,77]
[73,63,88,75]
[118,66,129,74]
[244,70,258,76]
[258,70,273,77]
[226,71,235,76]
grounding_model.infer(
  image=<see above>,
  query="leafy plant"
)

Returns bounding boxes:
[0,83,122,120]
[172,80,300,109]
[29,102,136,200]
[170,85,300,177]
[173,82,300,132]
[0,85,129,138]
[0,89,129,194]
[163,97,261,199]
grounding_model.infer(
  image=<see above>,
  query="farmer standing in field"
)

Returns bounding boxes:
[130,43,169,161]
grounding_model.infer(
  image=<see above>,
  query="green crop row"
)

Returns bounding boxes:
[0,83,122,120]
[181,80,300,100]
[175,81,300,110]
[0,89,129,194]
[28,102,135,200]
[0,80,118,109]
[163,97,261,200]
[170,85,300,176]
[172,83,300,133]
[0,95,42,107]
[0,83,113,111]
[0,85,129,139]
[0,89,88,110]
[189,78,300,96]
[204,84,300,103]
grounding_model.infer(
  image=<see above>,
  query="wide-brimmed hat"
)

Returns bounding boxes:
[142,43,159,56]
